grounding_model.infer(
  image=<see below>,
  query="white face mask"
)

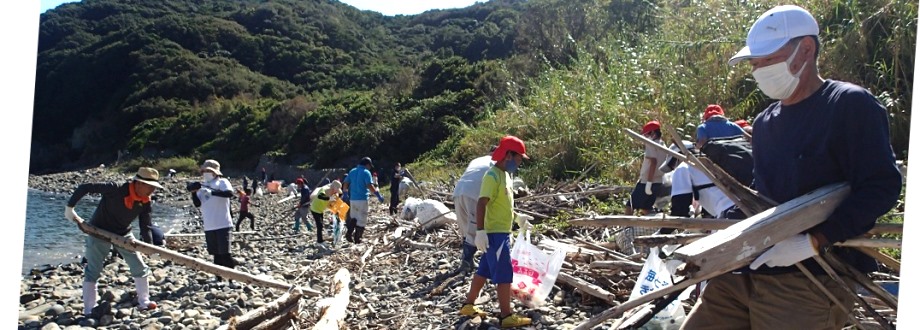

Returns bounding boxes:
[752,42,805,100]
[203,173,216,181]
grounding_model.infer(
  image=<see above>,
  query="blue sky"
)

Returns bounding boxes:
[41,0,483,15]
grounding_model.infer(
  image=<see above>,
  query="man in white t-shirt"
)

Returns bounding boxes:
[189,159,237,271]
[452,152,495,272]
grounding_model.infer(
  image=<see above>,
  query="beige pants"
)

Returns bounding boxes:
[681,271,853,330]
[454,195,478,245]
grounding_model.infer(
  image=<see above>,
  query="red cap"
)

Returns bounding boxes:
[295,178,304,185]
[641,120,660,135]
[491,136,529,161]
[734,119,750,128]
[703,105,725,121]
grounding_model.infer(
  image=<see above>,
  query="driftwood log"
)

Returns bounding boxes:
[226,290,304,330]
[72,217,318,293]
[557,272,620,305]
[313,268,351,330]
[587,260,644,272]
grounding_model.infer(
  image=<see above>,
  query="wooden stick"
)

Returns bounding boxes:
[229,290,304,330]
[822,252,899,311]
[810,256,890,329]
[793,262,867,330]
[165,231,257,238]
[516,186,632,202]
[73,218,317,293]
[313,268,351,330]
[573,277,699,330]
[556,272,620,305]
[633,233,707,246]
[571,237,635,262]
[568,216,900,235]
[834,238,901,249]
[856,247,901,273]
[250,302,299,330]
[569,216,738,231]
[588,260,644,272]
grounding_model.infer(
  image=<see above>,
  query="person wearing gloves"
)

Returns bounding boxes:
[452,150,495,273]
[188,159,238,271]
[681,6,903,329]
[458,135,532,328]
[343,157,384,244]
[309,180,343,246]
[291,178,313,233]
[694,104,745,149]
[65,167,164,317]
[625,120,668,216]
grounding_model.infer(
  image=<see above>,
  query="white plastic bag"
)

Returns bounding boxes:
[414,199,456,229]
[509,230,565,308]
[400,198,456,230]
[628,247,686,330]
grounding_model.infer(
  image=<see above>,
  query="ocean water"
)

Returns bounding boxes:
[21,189,189,275]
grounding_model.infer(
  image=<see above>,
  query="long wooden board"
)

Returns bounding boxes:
[672,182,850,278]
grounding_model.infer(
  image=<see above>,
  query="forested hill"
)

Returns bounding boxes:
[32,0,914,180]
[33,0,618,173]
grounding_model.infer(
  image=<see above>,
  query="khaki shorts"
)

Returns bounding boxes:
[681,271,853,330]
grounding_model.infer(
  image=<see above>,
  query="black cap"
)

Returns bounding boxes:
[360,157,373,166]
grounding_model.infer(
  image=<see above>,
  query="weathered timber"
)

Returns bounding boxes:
[313,268,351,330]
[557,272,620,305]
[823,253,898,311]
[569,216,899,235]
[672,183,850,278]
[835,238,901,249]
[857,247,901,273]
[573,278,699,330]
[228,290,304,330]
[633,233,707,246]
[588,260,644,272]
[568,216,737,231]
[250,303,298,330]
[72,218,316,293]
[517,186,633,202]
[809,257,889,329]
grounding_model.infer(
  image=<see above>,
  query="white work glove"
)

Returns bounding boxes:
[474,230,489,251]
[514,213,533,231]
[644,182,653,195]
[750,233,818,270]
[65,206,82,222]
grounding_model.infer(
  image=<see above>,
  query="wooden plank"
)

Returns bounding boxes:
[72,217,318,294]
[313,268,351,330]
[569,216,738,231]
[557,272,619,305]
[672,183,850,279]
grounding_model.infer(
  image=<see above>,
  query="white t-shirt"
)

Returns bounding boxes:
[196,177,234,231]
[639,139,668,183]
[670,162,734,217]
[453,156,494,199]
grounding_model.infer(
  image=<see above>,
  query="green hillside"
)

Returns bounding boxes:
[32,0,915,181]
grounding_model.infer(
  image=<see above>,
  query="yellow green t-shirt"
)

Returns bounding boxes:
[479,166,514,233]
[310,186,332,213]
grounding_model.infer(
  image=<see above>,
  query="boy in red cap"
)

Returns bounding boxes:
[695,104,745,149]
[459,135,533,328]
[626,121,668,215]
[291,178,313,233]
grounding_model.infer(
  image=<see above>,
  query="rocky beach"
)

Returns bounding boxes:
[20,168,622,330]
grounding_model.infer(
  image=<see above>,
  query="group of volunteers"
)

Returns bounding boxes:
[63,5,902,329]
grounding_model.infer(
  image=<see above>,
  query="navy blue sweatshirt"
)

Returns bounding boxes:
[752,80,902,273]
[67,181,153,243]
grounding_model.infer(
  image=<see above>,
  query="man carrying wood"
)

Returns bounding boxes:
[681,5,903,329]
[65,167,164,316]
[459,136,532,328]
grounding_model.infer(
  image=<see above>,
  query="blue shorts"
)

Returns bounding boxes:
[475,233,513,284]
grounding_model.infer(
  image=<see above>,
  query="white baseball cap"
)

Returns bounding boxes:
[728,5,819,66]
